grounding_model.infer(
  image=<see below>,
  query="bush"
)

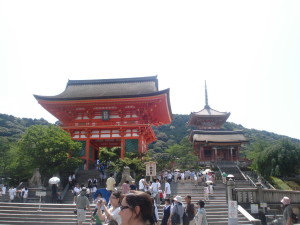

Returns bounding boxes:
[269,176,292,190]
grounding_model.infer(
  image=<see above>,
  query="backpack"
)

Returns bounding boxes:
[171,205,181,225]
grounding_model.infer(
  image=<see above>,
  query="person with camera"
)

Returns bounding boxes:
[102,191,122,225]
[91,198,106,225]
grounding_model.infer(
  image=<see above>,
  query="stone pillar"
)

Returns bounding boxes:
[227,179,235,202]
[256,182,263,203]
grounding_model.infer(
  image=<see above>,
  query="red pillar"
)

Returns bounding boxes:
[138,136,143,154]
[85,138,90,170]
[121,139,125,159]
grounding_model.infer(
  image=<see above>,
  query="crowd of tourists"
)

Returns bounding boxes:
[0,184,29,203]
[71,167,215,225]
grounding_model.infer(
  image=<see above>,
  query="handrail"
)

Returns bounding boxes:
[236,165,248,181]
[238,205,262,225]
[60,168,79,202]
[246,175,257,187]
[60,183,69,202]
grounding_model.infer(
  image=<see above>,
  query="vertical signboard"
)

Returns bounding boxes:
[145,161,156,177]
[228,200,238,225]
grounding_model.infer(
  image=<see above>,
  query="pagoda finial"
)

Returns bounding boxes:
[204,81,210,109]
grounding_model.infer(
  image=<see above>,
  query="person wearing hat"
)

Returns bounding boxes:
[169,195,184,225]
[194,200,207,225]
[75,187,91,225]
[281,196,294,225]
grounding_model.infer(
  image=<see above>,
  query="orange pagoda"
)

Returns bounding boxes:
[34,76,172,170]
[188,82,248,162]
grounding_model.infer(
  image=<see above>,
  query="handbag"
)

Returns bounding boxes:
[171,205,181,225]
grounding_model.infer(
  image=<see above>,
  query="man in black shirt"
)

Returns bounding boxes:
[184,195,195,225]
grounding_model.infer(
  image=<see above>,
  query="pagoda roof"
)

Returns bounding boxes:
[34,76,161,101]
[190,107,230,117]
[190,130,248,144]
[187,106,230,128]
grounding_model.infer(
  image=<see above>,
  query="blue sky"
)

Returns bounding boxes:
[0,0,300,139]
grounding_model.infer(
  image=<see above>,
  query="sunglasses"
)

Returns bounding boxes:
[120,205,132,211]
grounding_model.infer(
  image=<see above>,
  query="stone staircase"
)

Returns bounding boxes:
[0,169,255,224]
[0,202,93,224]
[171,179,252,225]
[0,170,103,224]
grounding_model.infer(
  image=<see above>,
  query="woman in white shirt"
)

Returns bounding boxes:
[103,191,122,225]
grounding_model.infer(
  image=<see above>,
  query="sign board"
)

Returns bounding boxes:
[228,200,238,225]
[36,191,47,197]
[251,204,259,214]
[260,202,267,208]
[145,161,156,176]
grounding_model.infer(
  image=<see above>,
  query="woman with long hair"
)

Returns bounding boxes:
[119,191,155,225]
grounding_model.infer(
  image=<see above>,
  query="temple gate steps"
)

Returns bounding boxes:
[171,180,252,225]
[0,202,92,224]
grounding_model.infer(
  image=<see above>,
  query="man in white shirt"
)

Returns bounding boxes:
[1,185,7,201]
[138,176,148,191]
[73,184,81,204]
[151,179,161,205]
[164,180,171,199]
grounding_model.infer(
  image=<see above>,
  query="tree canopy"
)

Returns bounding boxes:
[18,125,82,180]
[252,139,300,177]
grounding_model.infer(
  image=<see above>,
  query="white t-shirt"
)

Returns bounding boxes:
[109,207,121,225]
[1,186,6,194]
[74,187,81,194]
[151,182,160,193]
[8,188,15,200]
[139,178,145,190]
[164,182,171,194]
[22,189,28,198]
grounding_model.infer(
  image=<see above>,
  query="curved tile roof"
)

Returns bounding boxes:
[34,76,160,101]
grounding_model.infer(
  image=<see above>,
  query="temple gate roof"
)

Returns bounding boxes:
[34,76,162,101]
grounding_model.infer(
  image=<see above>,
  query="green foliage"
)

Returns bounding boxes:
[100,147,121,162]
[151,138,198,171]
[18,125,82,181]
[0,137,12,177]
[269,176,293,190]
[98,147,147,183]
[0,113,50,141]
[254,139,300,177]
[285,181,300,191]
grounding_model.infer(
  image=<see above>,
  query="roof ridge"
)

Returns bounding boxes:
[67,76,157,86]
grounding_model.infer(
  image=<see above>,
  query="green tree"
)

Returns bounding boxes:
[166,137,198,169]
[0,137,11,177]
[254,139,300,177]
[18,125,82,182]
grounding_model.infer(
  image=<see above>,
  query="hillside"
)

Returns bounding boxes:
[1,113,299,148]
[0,113,50,141]
[149,114,300,152]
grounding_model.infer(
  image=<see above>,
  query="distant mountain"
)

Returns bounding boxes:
[0,113,50,141]
[1,113,298,148]
[148,114,300,152]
